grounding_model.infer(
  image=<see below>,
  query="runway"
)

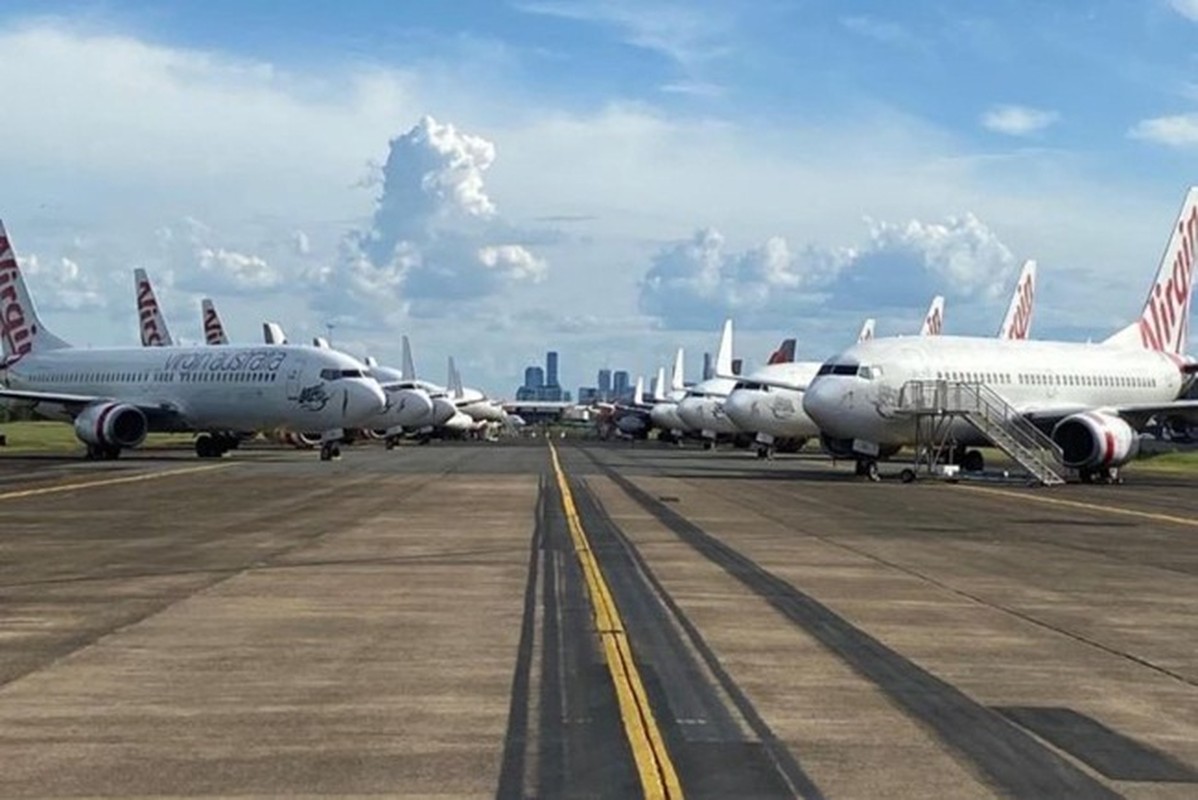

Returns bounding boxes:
[0,440,1195,798]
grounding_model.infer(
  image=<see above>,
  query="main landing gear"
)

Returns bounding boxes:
[320,441,342,461]
[85,443,121,460]
[1079,466,1122,485]
[755,443,775,459]
[195,433,241,459]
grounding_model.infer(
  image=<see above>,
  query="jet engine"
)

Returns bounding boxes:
[73,402,148,449]
[1051,411,1139,469]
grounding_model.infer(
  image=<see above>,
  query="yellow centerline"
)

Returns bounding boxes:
[951,483,1198,528]
[0,463,234,502]
[547,441,683,800]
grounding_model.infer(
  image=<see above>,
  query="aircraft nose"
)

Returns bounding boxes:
[349,379,387,425]
[722,389,759,430]
[675,396,704,430]
[432,397,457,426]
[801,378,843,435]
[394,389,435,427]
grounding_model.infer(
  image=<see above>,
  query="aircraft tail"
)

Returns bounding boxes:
[134,269,173,347]
[919,296,945,336]
[997,260,1036,340]
[402,335,417,380]
[262,321,288,345]
[670,347,685,391]
[715,319,734,377]
[767,338,796,364]
[0,220,70,361]
[312,336,331,349]
[1104,186,1197,355]
[857,318,875,343]
[448,356,464,398]
[201,298,229,345]
[633,375,644,406]
[653,366,667,401]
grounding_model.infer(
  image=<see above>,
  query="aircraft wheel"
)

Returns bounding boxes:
[195,434,217,459]
[384,437,397,451]
[1079,468,1094,484]
[900,468,917,483]
[962,450,985,472]
[703,440,715,451]
[1105,467,1123,485]
[104,446,121,460]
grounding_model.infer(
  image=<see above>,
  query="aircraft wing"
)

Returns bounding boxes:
[1019,400,1198,430]
[0,388,188,427]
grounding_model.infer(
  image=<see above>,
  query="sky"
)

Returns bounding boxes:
[1,0,1196,395]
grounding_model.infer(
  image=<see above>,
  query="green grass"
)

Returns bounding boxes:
[1133,449,1198,473]
[0,421,193,455]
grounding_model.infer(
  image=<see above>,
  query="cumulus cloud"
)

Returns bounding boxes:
[17,255,106,311]
[159,217,283,295]
[314,115,548,323]
[1128,113,1198,148]
[639,213,1017,328]
[980,105,1060,136]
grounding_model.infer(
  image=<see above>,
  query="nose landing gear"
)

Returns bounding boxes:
[854,459,881,481]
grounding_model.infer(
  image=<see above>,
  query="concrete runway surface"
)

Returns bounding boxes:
[0,440,1195,799]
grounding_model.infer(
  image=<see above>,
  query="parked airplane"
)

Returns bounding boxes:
[674,319,741,443]
[803,190,1198,483]
[726,262,1037,458]
[135,268,173,347]
[648,347,687,438]
[0,223,385,461]
[447,357,507,424]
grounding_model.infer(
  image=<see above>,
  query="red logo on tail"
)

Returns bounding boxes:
[203,307,224,344]
[1007,274,1034,340]
[0,237,34,363]
[137,279,166,346]
[1139,205,1197,354]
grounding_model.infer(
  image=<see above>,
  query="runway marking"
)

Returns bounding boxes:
[547,442,683,800]
[952,484,1198,528]
[0,463,234,502]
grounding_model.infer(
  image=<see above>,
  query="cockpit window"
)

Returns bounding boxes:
[858,365,882,380]
[320,368,368,380]
[818,363,861,376]
[733,381,766,391]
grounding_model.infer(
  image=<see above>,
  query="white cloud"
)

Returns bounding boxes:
[639,213,1017,329]
[980,105,1060,137]
[1128,113,1198,148]
[478,244,548,281]
[17,254,106,311]
[196,248,281,292]
[1168,0,1198,22]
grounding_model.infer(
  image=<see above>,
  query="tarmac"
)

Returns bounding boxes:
[0,439,1195,799]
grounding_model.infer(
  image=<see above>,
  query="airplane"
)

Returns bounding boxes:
[673,319,741,445]
[725,262,1036,459]
[803,189,1198,484]
[447,356,507,425]
[0,222,386,461]
[398,336,474,437]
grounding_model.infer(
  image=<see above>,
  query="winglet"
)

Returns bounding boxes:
[263,321,288,345]
[857,318,875,343]
[201,298,228,345]
[715,319,734,376]
[919,296,945,336]
[402,335,417,380]
[1105,186,1197,354]
[997,260,1036,340]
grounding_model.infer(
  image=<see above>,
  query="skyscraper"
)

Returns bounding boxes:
[598,368,612,398]
[546,351,559,388]
[524,366,544,390]
[613,370,630,398]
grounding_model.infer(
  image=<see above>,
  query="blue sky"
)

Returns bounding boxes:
[0,1,1195,393]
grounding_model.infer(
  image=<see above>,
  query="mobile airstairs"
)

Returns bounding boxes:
[892,380,1067,486]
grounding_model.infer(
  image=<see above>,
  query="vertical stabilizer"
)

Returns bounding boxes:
[201,298,228,345]
[262,322,288,345]
[633,375,644,406]
[134,269,173,347]
[653,366,667,401]
[997,260,1036,340]
[767,338,796,364]
[402,335,417,380]
[0,220,70,361]
[919,296,945,336]
[857,318,875,343]
[670,347,685,392]
[715,319,734,376]
[448,356,464,398]
[1104,186,1198,354]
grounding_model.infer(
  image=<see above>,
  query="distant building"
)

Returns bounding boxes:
[515,351,566,402]
[702,352,713,380]
[578,387,599,404]
[524,366,544,389]
[597,368,612,399]
[613,370,630,399]
[546,351,560,388]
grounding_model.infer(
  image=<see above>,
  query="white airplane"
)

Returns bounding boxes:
[803,189,1198,483]
[399,336,474,436]
[0,223,385,461]
[725,262,1037,458]
[202,298,229,345]
[674,319,741,442]
[447,356,507,424]
[134,268,173,347]
[648,348,688,438]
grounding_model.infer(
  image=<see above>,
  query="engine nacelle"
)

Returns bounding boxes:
[1052,412,1140,469]
[73,402,148,449]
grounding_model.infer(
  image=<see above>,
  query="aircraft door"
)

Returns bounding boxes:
[285,356,305,400]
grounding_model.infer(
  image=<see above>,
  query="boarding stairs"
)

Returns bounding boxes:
[894,380,1067,486]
